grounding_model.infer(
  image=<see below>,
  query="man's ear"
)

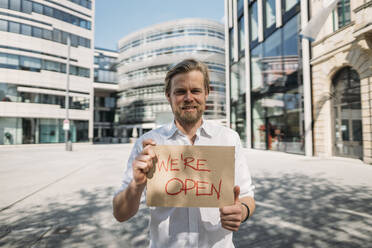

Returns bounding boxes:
[165,92,170,103]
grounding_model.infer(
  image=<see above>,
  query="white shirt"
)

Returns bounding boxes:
[117,120,255,248]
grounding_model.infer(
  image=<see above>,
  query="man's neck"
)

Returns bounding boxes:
[174,119,203,144]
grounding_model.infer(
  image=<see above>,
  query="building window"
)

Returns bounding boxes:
[264,0,276,29]
[229,28,234,61]
[9,21,20,34]
[32,2,43,14]
[0,19,7,31]
[22,0,32,14]
[284,0,299,12]
[21,24,32,36]
[250,14,304,154]
[333,0,351,31]
[230,59,246,144]
[43,29,52,40]
[9,0,21,11]
[0,0,8,9]
[249,1,258,42]
[238,16,245,56]
[237,0,244,14]
[20,56,41,71]
[32,26,42,38]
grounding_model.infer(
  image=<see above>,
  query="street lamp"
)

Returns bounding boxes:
[64,34,72,151]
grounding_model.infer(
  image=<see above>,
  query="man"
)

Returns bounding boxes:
[113,59,255,247]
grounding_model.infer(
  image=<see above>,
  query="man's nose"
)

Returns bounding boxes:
[184,91,193,101]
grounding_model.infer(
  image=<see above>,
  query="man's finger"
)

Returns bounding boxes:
[142,139,156,148]
[143,145,156,159]
[233,185,240,204]
[134,160,148,169]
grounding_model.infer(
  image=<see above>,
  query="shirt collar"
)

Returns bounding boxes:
[165,119,212,139]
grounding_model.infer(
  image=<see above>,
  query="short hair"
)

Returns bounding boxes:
[165,59,210,95]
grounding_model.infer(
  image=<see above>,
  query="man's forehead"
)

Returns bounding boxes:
[172,70,204,80]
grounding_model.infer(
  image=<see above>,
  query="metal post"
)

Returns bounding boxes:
[65,34,72,151]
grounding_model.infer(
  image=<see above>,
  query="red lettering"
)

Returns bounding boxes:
[196,159,210,172]
[196,181,212,197]
[165,177,183,195]
[164,177,222,200]
[183,156,197,170]
[157,154,171,172]
[184,178,196,195]
[211,179,222,200]
[170,158,179,171]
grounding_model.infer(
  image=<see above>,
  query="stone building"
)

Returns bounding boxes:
[311,0,372,163]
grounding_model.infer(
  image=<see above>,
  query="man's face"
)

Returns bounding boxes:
[166,70,208,126]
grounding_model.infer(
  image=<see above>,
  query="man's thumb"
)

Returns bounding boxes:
[233,185,240,204]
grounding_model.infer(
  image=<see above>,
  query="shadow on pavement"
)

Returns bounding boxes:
[234,173,372,248]
[1,173,371,247]
[0,187,150,248]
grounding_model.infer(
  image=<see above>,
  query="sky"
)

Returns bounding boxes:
[94,0,225,51]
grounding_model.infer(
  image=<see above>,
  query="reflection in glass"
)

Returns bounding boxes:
[285,0,299,12]
[249,1,258,42]
[250,14,304,154]
[229,28,234,61]
[265,0,276,29]
[230,58,246,144]
[332,67,363,159]
[238,16,245,55]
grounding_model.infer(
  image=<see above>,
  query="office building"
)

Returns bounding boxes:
[93,47,118,143]
[226,0,371,164]
[116,18,225,138]
[0,0,95,145]
[226,0,308,154]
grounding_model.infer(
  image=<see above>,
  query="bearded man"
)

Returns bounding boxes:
[113,59,255,248]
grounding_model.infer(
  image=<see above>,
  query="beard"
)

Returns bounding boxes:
[173,104,204,125]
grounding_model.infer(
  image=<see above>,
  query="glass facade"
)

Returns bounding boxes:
[229,0,304,154]
[0,0,91,29]
[264,0,276,29]
[251,14,304,154]
[0,117,88,145]
[93,49,118,143]
[0,82,90,109]
[119,28,224,53]
[0,18,91,48]
[249,1,258,42]
[94,51,117,84]
[230,58,246,144]
[0,52,90,77]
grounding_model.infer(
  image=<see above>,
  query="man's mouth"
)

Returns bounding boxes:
[181,106,197,110]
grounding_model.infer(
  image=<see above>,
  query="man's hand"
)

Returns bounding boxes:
[219,186,245,231]
[132,139,156,188]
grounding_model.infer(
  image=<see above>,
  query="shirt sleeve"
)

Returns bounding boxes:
[114,138,143,196]
[234,133,255,198]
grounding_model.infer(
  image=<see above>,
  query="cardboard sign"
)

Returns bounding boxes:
[146,145,235,208]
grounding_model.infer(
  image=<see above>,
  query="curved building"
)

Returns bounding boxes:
[0,0,94,145]
[116,18,225,137]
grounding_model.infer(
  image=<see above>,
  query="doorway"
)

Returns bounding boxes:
[332,67,363,159]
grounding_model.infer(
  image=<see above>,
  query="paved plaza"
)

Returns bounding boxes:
[0,144,372,247]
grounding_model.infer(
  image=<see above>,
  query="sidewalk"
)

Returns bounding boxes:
[0,144,371,247]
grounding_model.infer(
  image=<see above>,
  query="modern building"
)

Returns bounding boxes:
[0,0,95,145]
[93,47,118,143]
[226,0,308,154]
[116,18,226,138]
[310,0,372,163]
[225,0,371,164]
